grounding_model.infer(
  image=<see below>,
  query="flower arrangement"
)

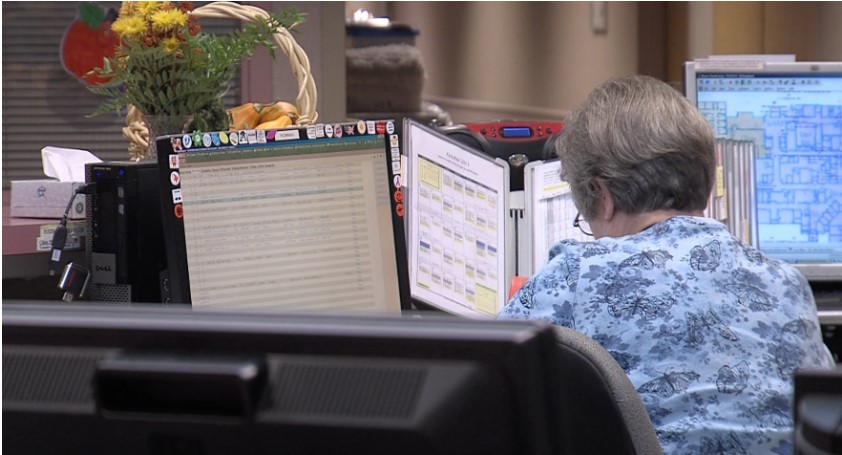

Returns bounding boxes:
[88,1,303,132]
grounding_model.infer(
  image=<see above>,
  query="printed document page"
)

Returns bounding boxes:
[406,122,508,318]
[525,160,590,275]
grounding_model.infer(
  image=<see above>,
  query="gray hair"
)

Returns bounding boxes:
[555,75,715,219]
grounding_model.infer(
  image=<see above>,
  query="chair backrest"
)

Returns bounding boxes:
[549,326,663,455]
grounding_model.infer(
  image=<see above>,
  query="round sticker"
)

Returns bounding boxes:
[393,189,403,203]
[182,134,192,148]
[357,120,366,134]
[334,124,343,138]
[395,203,404,217]
[325,124,334,138]
[202,133,212,147]
[174,203,184,219]
[230,132,239,145]
[393,175,402,188]
[386,121,395,134]
[220,132,229,145]
[170,171,180,186]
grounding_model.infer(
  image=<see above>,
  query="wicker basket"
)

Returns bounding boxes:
[124,1,318,161]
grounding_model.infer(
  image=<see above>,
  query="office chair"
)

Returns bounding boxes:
[550,326,663,455]
[794,367,842,455]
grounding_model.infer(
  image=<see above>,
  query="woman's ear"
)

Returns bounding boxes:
[594,179,615,222]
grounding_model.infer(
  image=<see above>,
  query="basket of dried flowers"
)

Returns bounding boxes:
[90,1,318,161]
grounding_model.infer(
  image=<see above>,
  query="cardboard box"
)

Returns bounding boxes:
[10,180,87,219]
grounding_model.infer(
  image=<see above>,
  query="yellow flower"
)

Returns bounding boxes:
[111,16,147,41]
[161,36,181,53]
[136,2,167,19]
[150,8,188,33]
[118,2,138,19]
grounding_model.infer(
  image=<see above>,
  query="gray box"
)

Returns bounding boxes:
[10,180,86,219]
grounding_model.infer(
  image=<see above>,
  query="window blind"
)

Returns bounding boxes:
[1,1,242,187]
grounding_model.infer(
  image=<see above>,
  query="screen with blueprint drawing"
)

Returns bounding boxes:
[685,61,842,280]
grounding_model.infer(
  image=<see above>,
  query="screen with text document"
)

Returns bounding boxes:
[156,123,409,313]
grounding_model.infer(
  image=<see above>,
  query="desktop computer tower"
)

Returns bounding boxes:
[85,161,169,303]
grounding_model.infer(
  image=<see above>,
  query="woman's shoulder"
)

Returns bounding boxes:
[548,239,613,262]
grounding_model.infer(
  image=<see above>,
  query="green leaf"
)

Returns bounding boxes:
[79,2,105,29]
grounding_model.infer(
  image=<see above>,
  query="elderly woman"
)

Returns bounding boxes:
[499,75,834,454]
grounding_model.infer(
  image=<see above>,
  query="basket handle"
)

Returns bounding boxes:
[190,1,319,125]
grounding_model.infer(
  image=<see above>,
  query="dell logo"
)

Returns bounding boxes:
[95,265,112,272]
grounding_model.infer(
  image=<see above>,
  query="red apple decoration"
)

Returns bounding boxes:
[60,2,119,86]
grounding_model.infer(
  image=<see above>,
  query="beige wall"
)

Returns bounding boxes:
[762,2,818,59]
[386,1,638,121]
[712,2,765,55]
[345,1,842,123]
[675,1,842,66]
[817,2,842,61]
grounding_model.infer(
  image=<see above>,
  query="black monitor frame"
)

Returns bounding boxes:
[3,302,563,455]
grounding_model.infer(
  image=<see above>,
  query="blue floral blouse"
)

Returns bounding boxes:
[499,216,835,454]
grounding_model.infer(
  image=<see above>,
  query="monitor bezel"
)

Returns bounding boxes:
[3,302,562,455]
[683,60,842,103]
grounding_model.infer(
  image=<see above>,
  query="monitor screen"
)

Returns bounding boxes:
[403,120,513,318]
[155,122,410,312]
[684,61,842,281]
[3,302,564,455]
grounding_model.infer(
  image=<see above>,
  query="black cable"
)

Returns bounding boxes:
[48,182,97,276]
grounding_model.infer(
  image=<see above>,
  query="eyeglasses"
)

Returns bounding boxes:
[573,212,593,236]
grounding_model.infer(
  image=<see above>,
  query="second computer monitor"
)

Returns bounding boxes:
[684,60,842,281]
[155,122,410,313]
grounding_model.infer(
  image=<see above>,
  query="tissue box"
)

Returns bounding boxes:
[10,180,87,219]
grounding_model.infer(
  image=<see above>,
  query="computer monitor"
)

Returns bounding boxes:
[3,302,563,455]
[684,61,842,281]
[154,122,410,312]
[402,120,513,318]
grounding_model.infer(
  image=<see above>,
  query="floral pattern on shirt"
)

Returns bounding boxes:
[499,216,835,454]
